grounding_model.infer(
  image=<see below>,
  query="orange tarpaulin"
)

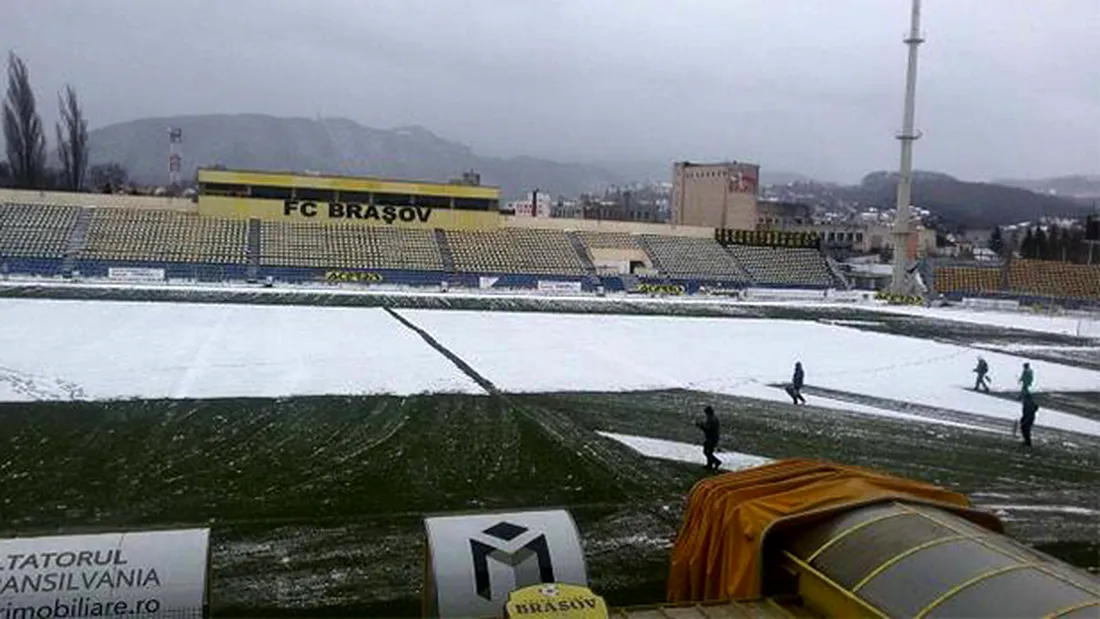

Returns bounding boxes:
[666,458,999,603]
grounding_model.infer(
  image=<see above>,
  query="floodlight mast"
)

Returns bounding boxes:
[891,0,925,294]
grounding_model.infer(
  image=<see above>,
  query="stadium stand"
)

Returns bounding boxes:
[725,245,834,287]
[640,235,749,282]
[0,201,866,292]
[0,203,80,258]
[446,228,586,276]
[1009,259,1100,300]
[933,265,1001,296]
[81,208,248,264]
[575,231,644,252]
[259,221,444,270]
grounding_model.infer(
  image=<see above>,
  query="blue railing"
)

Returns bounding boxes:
[0,255,855,296]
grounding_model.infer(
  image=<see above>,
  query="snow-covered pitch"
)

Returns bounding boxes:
[1,297,1097,438]
[2,295,1097,613]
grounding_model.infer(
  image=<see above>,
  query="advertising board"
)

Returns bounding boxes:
[107,267,165,282]
[424,510,587,618]
[0,528,210,618]
[536,281,582,293]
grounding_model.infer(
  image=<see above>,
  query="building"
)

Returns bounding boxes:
[196,168,500,230]
[671,161,759,229]
[506,191,553,218]
[551,199,583,219]
[574,185,668,223]
[756,200,813,230]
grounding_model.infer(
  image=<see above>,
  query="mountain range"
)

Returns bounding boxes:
[992,175,1100,200]
[80,113,1095,227]
[83,114,816,198]
[769,171,1094,230]
[86,114,629,200]
[849,171,1093,229]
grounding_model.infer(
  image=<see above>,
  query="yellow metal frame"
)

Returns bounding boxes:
[804,507,909,562]
[198,168,499,199]
[781,551,889,618]
[851,534,969,592]
[900,504,1100,597]
[763,597,798,618]
[1046,600,1100,619]
[914,563,1039,618]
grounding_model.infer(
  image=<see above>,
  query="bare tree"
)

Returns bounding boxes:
[2,52,47,189]
[55,85,88,191]
[89,162,129,192]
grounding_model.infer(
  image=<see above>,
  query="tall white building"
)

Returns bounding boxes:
[507,191,554,217]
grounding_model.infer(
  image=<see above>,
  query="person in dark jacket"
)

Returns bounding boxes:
[1020,392,1039,447]
[787,362,807,405]
[973,357,990,392]
[695,406,721,471]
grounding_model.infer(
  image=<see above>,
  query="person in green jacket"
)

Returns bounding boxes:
[1018,362,1034,397]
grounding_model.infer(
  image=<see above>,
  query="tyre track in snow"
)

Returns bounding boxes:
[384,308,497,395]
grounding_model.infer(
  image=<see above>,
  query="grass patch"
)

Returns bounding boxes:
[1,390,1096,615]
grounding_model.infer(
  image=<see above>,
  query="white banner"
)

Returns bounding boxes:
[961,297,1020,311]
[107,267,165,282]
[479,276,500,289]
[537,281,582,293]
[0,528,210,618]
[825,289,874,303]
[743,287,827,301]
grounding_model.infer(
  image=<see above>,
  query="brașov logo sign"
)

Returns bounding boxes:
[283,200,432,224]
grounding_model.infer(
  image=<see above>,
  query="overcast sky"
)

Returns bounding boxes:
[4,0,1098,182]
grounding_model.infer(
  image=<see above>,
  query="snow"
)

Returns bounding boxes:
[728,381,1000,434]
[0,299,482,400]
[2,298,1097,439]
[13,279,1099,339]
[973,343,1100,354]
[598,431,772,471]
[865,305,1100,339]
[981,505,1099,516]
[402,310,1100,436]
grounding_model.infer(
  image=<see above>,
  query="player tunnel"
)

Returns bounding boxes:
[667,458,1100,618]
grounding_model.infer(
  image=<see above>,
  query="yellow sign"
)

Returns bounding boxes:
[505,584,609,618]
[716,228,821,249]
[198,196,501,230]
[323,271,383,283]
[198,168,499,200]
[637,283,685,295]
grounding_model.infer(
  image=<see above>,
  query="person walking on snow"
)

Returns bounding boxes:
[1019,362,1034,397]
[696,406,722,471]
[973,357,990,392]
[1019,392,1039,447]
[788,362,807,405]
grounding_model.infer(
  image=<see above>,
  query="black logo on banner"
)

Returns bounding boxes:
[637,283,685,295]
[282,200,432,224]
[323,270,383,283]
[470,521,554,601]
